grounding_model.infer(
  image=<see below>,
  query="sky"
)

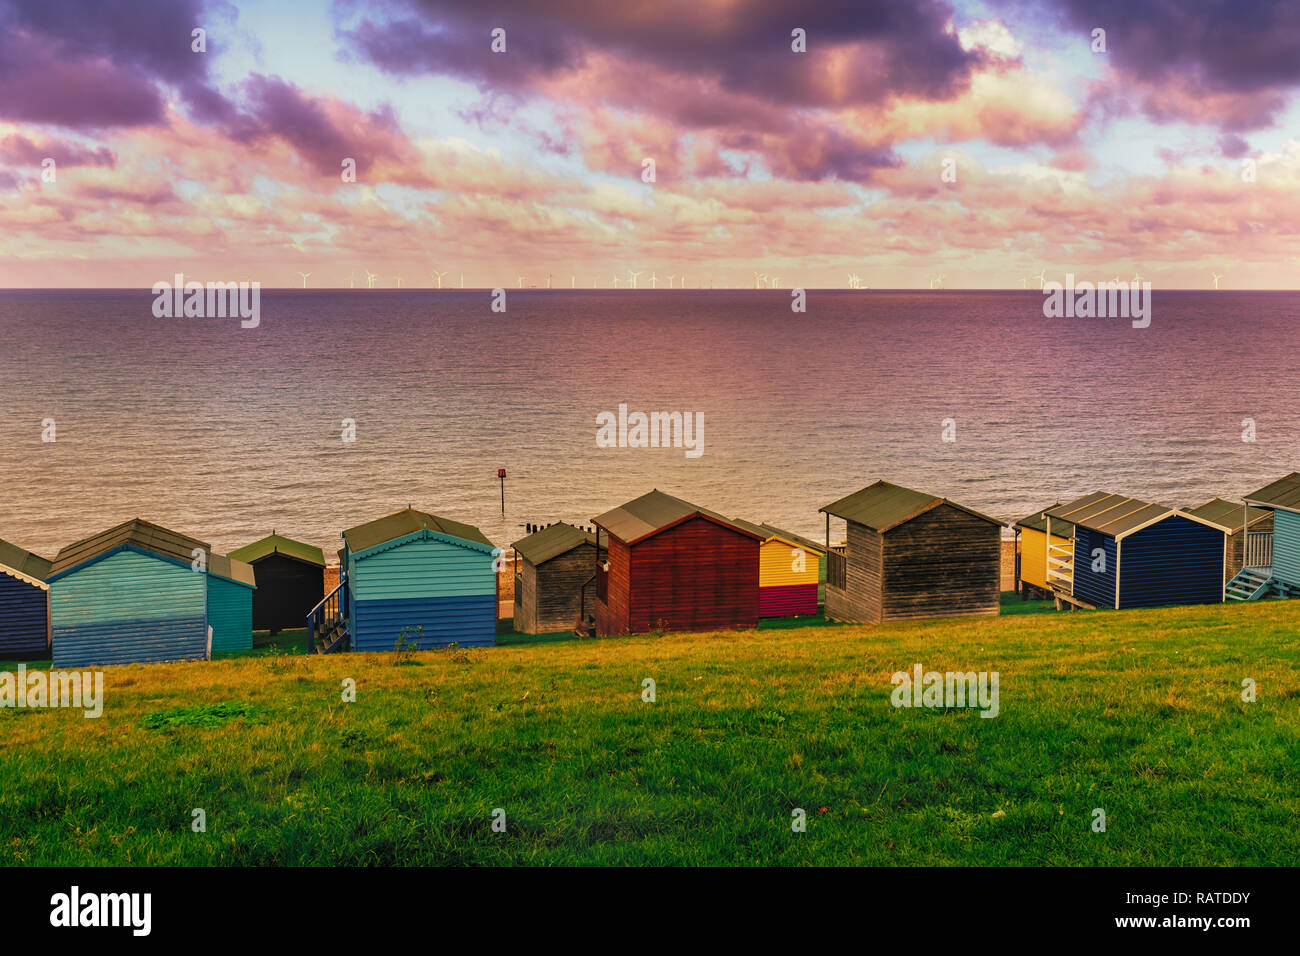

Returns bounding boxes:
[2,0,1299,289]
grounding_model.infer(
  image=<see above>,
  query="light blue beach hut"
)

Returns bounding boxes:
[310,508,498,653]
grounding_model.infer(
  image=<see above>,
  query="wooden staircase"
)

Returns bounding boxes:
[307,576,350,653]
[1046,540,1074,590]
[1226,566,1274,602]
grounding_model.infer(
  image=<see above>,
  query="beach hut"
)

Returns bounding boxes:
[730,518,824,617]
[1044,493,1226,609]
[0,537,52,659]
[1185,498,1273,588]
[228,532,326,633]
[207,553,256,653]
[512,522,597,633]
[820,481,1002,624]
[1013,506,1074,599]
[591,490,760,636]
[1237,473,1300,600]
[323,508,498,653]
[47,519,212,668]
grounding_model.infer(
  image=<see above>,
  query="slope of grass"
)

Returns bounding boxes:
[1,599,1297,865]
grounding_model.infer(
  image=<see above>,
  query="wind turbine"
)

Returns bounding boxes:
[650,271,659,289]
[349,271,355,289]
[570,275,575,288]
[628,270,642,289]
[517,275,525,288]
[365,270,378,289]
[1212,272,1223,290]
[431,270,447,289]
[667,274,676,289]
[298,272,311,289]
[681,273,688,288]
[769,276,780,288]
[460,273,465,289]
[1034,269,1046,290]
[546,273,553,289]
[1131,272,1142,284]
[1020,277,1027,289]
[392,276,402,288]
[612,275,620,288]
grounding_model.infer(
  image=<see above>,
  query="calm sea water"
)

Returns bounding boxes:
[1,289,1297,560]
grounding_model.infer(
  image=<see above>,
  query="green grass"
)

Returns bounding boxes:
[1,598,1297,865]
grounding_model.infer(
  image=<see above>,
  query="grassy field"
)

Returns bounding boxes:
[2,596,1297,865]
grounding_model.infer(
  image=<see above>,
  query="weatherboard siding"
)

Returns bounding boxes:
[350,536,496,601]
[1071,528,1118,608]
[0,572,48,657]
[1117,516,1224,608]
[1018,528,1071,592]
[759,583,818,617]
[352,595,496,650]
[50,549,208,667]
[518,544,596,633]
[625,518,758,634]
[1273,509,1300,588]
[208,576,253,653]
[879,505,1000,621]
[52,617,208,668]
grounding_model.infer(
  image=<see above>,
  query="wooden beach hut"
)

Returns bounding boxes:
[1236,473,1300,600]
[591,490,760,636]
[207,553,257,653]
[315,508,498,653]
[0,537,52,659]
[1013,506,1074,599]
[512,522,597,633]
[730,518,824,617]
[47,519,212,668]
[820,481,1001,624]
[1044,493,1226,609]
[228,532,326,633]
[1184,498,1273,589]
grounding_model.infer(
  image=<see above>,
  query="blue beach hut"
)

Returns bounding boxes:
[1043,493,1226,609]
[48,519,212,668]
[1237,473,1300,600]
[0,537,52,659]
[207,553,257,653]
[311,508,498,653]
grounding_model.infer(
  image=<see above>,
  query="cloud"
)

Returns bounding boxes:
[1019,0,1300,130]
[0,0,231,129]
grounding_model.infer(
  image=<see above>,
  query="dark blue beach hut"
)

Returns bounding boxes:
[0,537,52,658]
[1044,493,1226,609]
[309,508,498,653]
[47,519,213,668]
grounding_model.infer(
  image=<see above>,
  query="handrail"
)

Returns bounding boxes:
[307,575,346,619]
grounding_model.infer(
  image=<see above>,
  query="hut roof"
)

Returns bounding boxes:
[1185,498,1271,533]
[229,532,326,567]
[593,490,760,545]
[1244,473,1300,512]
[729,518,826,554]
[342,508,494,553]
[512,522,596,565]
[1014,505,1074,538]
[0,537,53,581]
[1045,493,1168,537]
[50,518,210,578]
[208,553,257,588]
[819,480,1001,532]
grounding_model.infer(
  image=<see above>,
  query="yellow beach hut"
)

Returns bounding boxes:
[731,518,824,617]
[1014,506,1074,599]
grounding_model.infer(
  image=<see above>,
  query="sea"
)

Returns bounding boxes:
[2,289,1297,560]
